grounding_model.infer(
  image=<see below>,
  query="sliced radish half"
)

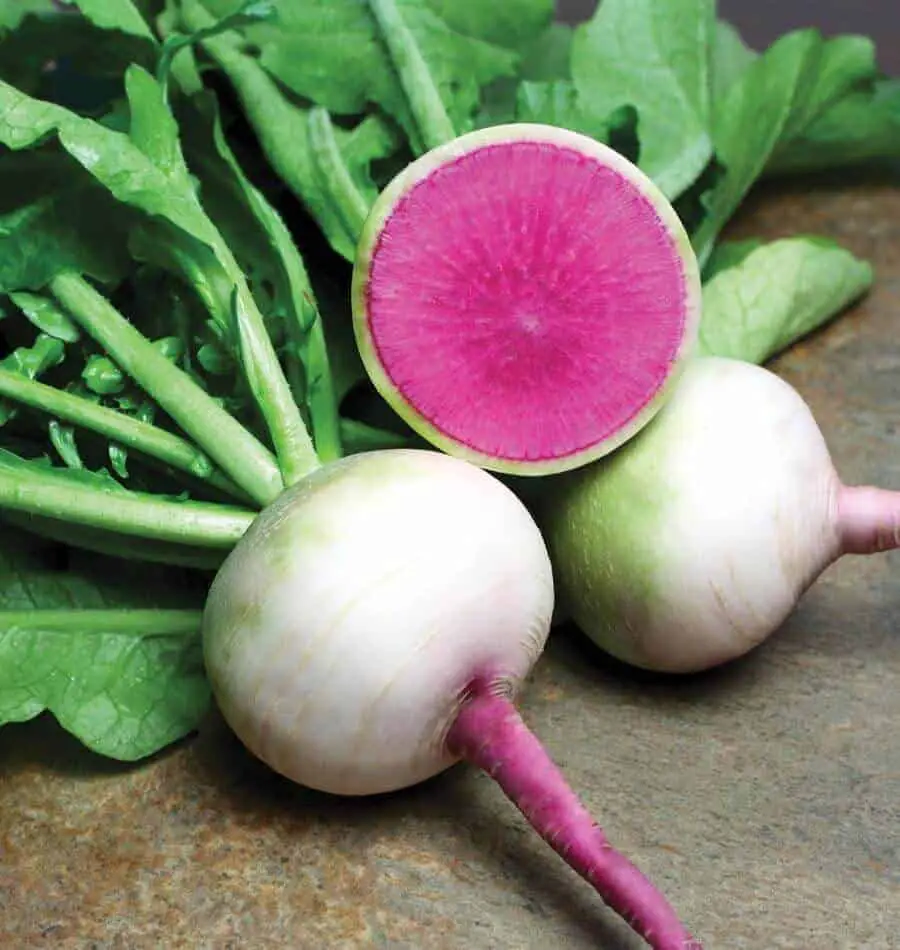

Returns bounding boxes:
[352,123,702,475]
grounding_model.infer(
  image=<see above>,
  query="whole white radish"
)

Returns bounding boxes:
[202,448,701,950]
[540,356,900,673]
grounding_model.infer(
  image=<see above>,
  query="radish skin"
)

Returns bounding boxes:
[540,356,900,673]
[202,449,701,949]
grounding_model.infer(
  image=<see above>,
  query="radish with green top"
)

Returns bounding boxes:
[540,356,900,673]
[351,123,702,475]
[203,448,702,950]
[199,119,708,948]
[0,61,705,941]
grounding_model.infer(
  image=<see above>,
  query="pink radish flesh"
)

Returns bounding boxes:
[448,682,702,950]
[361,138,695,466]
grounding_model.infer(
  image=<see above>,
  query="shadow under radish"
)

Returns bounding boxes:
[0,712,194,778]
[544,618,770,706]
[185,703,651,948]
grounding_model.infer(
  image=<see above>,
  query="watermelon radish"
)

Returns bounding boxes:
[203,448,702,950]
[351,123,702,475]
[539,356,900,673]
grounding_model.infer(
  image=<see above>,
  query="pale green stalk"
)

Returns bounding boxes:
[367,0,456,149]
[0,368,246,501]
[49,271,283,506]
[0,456,254,547]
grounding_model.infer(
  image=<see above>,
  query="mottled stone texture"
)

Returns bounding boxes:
[2,174,899,949]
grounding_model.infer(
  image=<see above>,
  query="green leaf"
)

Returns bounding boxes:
[702,238,764,280]
[0,526,209,760]
[176,1,400,260]
[109,439,130,478]
[83,354,127,395]
[693,30,880,266]
[0,90,289,505]
[128,67,196,179]
[515,80,579,127]
[0,0,57,32]
[571,0,715,199]
[474,81,519,128]
[515,81,618,140]
[711,19,757,101]
[0,334,65,382]
[473,22,573,130]
[519,22,573,81]
[425,0,553,52]
[155,0,274,95]
[0,185,133,293]
[48,418,84,468]
[128,222,231,329]
[698,236,874,364]
[785,34,878,135]
[767,78,900,175]
[0,73,217,248]
[9,290,81,343]
[202,0,518,146]
[69,0,156,41]
[196,341,231,374]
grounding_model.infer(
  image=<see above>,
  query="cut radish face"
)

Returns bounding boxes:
[352,124,702,475]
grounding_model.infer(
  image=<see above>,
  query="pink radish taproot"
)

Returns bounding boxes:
[202,449,701,950]
[540,356,900,673]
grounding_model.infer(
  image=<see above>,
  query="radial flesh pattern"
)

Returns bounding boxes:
[352,124,702,475]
